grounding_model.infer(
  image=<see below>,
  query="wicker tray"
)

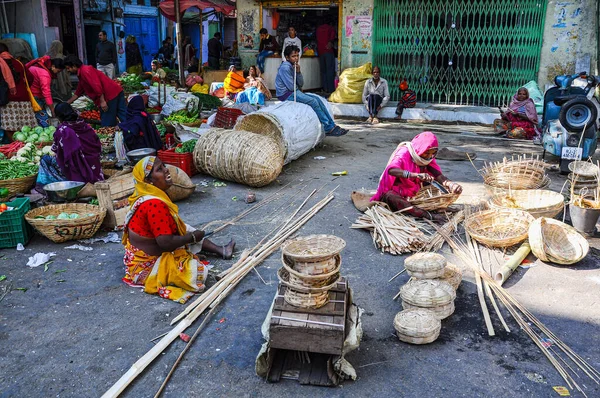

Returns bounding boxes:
[394,309,441,345]
[568,160,599,177]
[281,234,346,263]
[25,203,106,243]
[408,185,460,211]
[488,189,565,219]
[528,218,589,265]
[0,173,38,196]
[464,208,534,247]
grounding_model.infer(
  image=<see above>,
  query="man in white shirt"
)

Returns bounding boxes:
[361,66,390,124]
[281,26,302,62]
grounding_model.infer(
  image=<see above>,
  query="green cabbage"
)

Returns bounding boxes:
[34,126,44,135]
[14,133,26,141]
[45,215,57,220]
[21,126,31,133]
[57,212,70,220]
[69,213,79,219]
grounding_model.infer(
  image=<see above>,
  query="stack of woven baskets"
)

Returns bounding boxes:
[394,252,462,344]
[277,235,346,310]
[481,156,550,196]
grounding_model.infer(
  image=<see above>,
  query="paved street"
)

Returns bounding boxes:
[1,120,599,397]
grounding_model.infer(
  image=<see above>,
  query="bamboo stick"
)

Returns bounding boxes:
[494,242,531,285]
[464,230,495,336]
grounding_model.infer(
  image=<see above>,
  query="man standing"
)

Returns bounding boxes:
[275,45,347,137]
[257,28,279,73]
[207,32,223,70]
[281,26,302,62]
[316,18,336,94]
[96,30,117,78]
[64,55,126,127]
[159,37,175,68]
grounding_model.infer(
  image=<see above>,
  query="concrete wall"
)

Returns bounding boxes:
[4,0,59,58]
[340,0,374,70]
[236,0,261,69]
[538,0,598,88]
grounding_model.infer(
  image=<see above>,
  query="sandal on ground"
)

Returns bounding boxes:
[372,117,380,125]
[325,125,348,137]
[365,116,373,124]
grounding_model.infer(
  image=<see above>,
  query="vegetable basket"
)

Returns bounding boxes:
[25,203,106,243]
[0,173,38,196]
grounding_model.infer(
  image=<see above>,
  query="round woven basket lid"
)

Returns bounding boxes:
[568,161,599,177]
[404,252,447,273]
[393,309,441,336]
[400,279,456,307]
[282,235,346,262]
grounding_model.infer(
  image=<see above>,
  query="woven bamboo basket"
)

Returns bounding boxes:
[282,255,342,289]
[402,300,455,320]
[101,159,118,169]
[282,234,346,263]
[408,185,460,211]
[400,279,455,307]
[103,168,119,179]
[165,165,196,202]
[233,112,287,155]
[193,128,284,187]
[483,168,548,190]
[528,218,589,265]
[488,189,565,219]
[568,160,599,177]
[181,120,203,128]
[393,309,441,345]
[276,266,341,294]
[284,254,340,276]
[464,208,534,247]
[404,252,447,279]
[283,286,330,309]
[25,203,106,243]
[0,173,38,196]
[437,263,463,290]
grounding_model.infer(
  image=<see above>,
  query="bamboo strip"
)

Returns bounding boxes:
[464,229,495,336]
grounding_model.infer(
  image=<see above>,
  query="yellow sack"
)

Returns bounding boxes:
[191,83,209,94]
[329,62,372,104]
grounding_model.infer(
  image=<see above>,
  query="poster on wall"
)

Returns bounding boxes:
[345,16,372,39]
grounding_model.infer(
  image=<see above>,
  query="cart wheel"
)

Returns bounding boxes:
[559,97,597,132]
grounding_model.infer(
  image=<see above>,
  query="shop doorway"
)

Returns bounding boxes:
[123,17,160,71]
[46,0,80,56]
[84,24,102,66]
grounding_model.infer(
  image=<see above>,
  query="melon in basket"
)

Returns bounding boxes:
[166,165,196,202]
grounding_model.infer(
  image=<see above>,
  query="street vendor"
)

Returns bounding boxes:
[122,156,236,303]
[151,60,166,80]
[26,56,65,126]
[63,55,127,127]
[497,87,540,140]
[371,131,463,222]
[118,95,163,151]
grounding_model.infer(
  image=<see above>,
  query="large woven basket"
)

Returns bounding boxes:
[25,203,106,243]
[484,175,551,196]
[393,309,441,345]
[282,255,341,289]
[233,112,287,155]
[283,286,329,309]
[408,185,460,211]
[193,128,284,187]
[285,254,340,276]
[165,165,196,202]
[277,266,341,294]
[404,252,447,279]
[282,234,346,263]
[488,189,565,219]
[402,300,455,320]
[528,218,589,265]
[400,279,456,308]
[464,208,534,247]
[0,173,38,196]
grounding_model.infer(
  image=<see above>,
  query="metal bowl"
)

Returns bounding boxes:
[126,148,157,164]
[149,113,163,123]
[44,181,85,202]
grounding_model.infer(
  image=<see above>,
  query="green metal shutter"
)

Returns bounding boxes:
[373,0,547,106]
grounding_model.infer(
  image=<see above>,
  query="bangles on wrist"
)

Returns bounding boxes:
[191,232,197,244]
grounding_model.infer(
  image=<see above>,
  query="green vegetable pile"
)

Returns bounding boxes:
[0,160,38,180]
[156,123,167,137]
[166,109,199,124]
[13,125,56,144]
[175,139,197,153]
[42,212,94,220]
[117,75,145,93]
[192,93,222,111]
[10,142,53,164]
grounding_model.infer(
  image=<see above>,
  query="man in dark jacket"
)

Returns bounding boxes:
[96,30,117,78]
[256,28,279,73]
[207,32,222,70]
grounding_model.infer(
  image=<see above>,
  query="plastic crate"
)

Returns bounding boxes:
[0,197,32,248]
[214,107,243,129]
[158,150,198,177]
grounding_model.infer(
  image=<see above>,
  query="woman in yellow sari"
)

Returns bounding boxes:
[122,156,235,303]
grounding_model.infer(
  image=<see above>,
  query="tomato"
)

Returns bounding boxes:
[0,203,7,212]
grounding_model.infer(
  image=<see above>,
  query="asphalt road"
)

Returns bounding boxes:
[1,120,599,398]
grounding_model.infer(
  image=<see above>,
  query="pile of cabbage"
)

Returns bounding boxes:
[13,126,56,144]
[43,212,95,220]
[10,142,53,164]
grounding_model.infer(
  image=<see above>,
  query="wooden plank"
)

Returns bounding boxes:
[266,349,286,383]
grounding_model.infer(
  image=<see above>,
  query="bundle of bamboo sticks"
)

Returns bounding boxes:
[351,205,432,254]
[102,189,336,398]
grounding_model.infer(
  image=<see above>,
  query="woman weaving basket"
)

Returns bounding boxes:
[121,156,235,303]
[371,132,463,222]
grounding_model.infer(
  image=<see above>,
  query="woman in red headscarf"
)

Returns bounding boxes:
[26,56,65,126]
[371,131,463,222]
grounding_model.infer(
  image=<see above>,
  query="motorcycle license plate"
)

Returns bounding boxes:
[561,147,583,160]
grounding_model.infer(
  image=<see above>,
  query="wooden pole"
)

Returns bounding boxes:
[174,0,185,87]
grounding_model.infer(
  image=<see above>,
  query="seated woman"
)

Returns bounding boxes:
[395,80,417,120]
[237,65,271,106]
[223,65,246,99]
[118,95,163,151]
[361,66,390,125]
[498,87,540,140]
[371,132,463,223]
[122,156,235,303]
[151,60,166,80]
[52,103,104,186]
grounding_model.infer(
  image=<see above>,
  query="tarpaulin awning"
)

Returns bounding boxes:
[159,0,235,21]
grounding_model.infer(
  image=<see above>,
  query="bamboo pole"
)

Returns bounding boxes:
[494,242,531,285]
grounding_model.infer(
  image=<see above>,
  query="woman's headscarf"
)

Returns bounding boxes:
[55,102,79,122]
[508,87,538,124]
[118,95,163,151]
[46,41,64,58]
[123,156,186,242]
[372,132,442,200]
[26,55,55,78]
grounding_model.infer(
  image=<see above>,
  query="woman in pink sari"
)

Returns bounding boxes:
[371,132,463,222]
[500,87,540,140]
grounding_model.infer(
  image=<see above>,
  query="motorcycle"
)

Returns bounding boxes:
[541,72,600,173]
